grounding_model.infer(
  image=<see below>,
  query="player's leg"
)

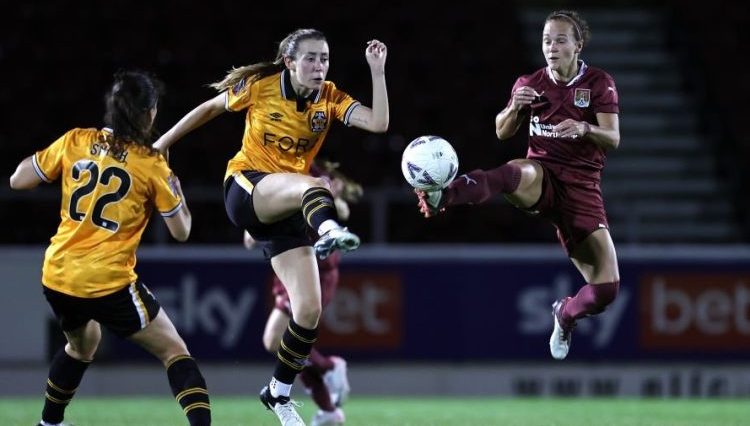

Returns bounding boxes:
[127,289,211,425]
[258,246,320,425]
[265,277,342,424]
[565,228,620,321]
[313,265,349,408]
[263,307,291,353]
[550,229,620,360]
[39,320,99,426]
[253,173,359,259]
[39,287,100,426]
[417,159,543,215]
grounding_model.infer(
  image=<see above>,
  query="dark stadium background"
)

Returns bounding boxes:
[3,0,747,245]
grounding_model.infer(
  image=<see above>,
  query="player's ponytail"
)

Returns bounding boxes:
[103,70,163,156]
[210,28,326,92]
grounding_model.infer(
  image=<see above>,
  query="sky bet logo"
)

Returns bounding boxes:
[641,274,750,349]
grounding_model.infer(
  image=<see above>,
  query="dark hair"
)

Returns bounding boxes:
[546,10,591,47]
[102,70,164,156]
[210,28,327,92]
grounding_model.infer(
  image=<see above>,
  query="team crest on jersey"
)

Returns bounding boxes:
[310,110,328,133]
[574,88,590,108]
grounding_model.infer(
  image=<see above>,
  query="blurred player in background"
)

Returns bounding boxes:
[9,70,211,426]
[246,161,360,426]
[416,10,620,361]
[153,28,388,425]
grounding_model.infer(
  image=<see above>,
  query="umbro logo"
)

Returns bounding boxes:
[269,112,283,122]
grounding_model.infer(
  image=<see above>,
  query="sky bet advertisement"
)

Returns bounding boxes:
[99,254,750,362]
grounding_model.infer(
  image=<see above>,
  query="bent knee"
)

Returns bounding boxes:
[66,343,97,361]
[293,305,322,329]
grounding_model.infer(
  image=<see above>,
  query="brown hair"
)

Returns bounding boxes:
[102,70,162,158]
[546,10,591,47]
[209,28,327,92]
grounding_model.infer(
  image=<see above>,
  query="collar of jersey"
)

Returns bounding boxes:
[280,69,322,104]
[546,60,588,87]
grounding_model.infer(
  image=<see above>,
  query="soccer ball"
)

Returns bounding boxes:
[401,135,459,191]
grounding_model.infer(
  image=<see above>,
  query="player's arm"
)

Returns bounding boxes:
[9,155,44,190]
[585,112,619,149]
[153,92,227,155]
[553,113,620,150]
[496,86,534,140]
[348,40,389,133]
[162,175,192,242]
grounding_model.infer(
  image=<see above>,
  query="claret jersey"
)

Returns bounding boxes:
[33,128,182,297]
[224,69,360,180]
[509,62,619,179]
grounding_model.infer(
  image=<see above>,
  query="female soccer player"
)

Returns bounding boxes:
[417,10,620,361]
[153,28,388,425]
[9,70,211,426]
[246,161,359,426]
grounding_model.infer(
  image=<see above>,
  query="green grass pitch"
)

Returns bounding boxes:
[3,396,750,425]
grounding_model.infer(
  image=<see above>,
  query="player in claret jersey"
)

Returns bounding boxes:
[9,70,211,426]
[416,10,621,361]
[154,28,388,425]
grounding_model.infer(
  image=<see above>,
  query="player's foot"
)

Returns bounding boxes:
[259,386,306,426]
[323,356,351,406]
[550,297,575,360]
[314,227,360,260]
[310,408,345,426]
[37,422,74,426]
[415,188,446,217]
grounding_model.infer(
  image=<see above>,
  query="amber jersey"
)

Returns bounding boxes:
[509,62,619,180]
[224,69,360,180]
[33,128,183,298]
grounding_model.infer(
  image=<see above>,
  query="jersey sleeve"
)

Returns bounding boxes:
[591,72,619,114]
[150,158,183,217]
[33,129,74,182]
[225,77,256,112]
[327,82,360,126]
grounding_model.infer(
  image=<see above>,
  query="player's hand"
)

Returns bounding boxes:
[366,39,387,71]
[510,86,541,111]
[554,119,591,139]
[415,189,444,218]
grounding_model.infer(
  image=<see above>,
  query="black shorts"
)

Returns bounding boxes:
[43,281,161,338]
[224,170,314,259]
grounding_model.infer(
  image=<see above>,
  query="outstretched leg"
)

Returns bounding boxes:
[417,159,543,216]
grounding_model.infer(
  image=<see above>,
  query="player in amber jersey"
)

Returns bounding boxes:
[246,161,360,426]
[154,28,388,425]
[10,71,211,426]
[417,10,620,362]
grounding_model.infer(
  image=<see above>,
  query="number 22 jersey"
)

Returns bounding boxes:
[33,128,182,298]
